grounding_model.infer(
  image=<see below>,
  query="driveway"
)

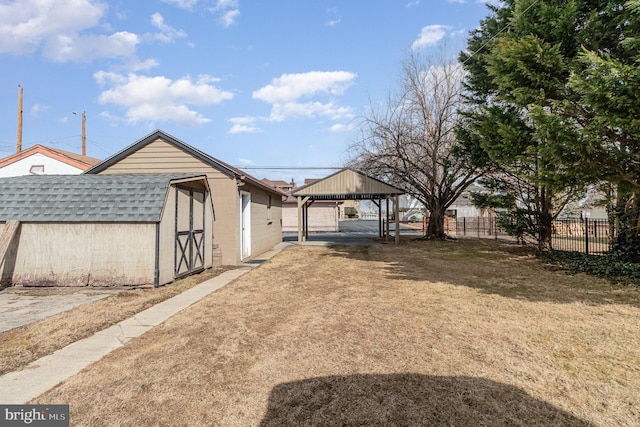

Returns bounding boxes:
[283,219,422,246]
[0,288,117,333]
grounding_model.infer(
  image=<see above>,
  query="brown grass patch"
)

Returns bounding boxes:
[34,240,640,426]
[0,269,222,375]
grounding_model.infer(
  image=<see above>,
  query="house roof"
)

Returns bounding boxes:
[0,145,101,171]
[84,130,283,196]
[0,174,207,223]
[262,178,292,188]
[292,168,405,200]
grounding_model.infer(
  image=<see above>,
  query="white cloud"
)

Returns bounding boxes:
[0,0,105,54]
[326,7,341,27]
[31,104,50,116]
[0,0,144,62]
[228,117,261,134]
[207,0,240,27]
[127,58,161,72]
[253,71,356,123]
[238,158,254,166]
[94,72,234,127]
[407,1,421,6]
[211,0,239,11]
[0,1,190,62]
[269,102,352,122]
[160,0,199,10]
[411,25,450,50]
[150,12,187,43]
[218,9,240,27]
[254,71,356,104]
[447,0,466,3]
[44,31,139,62]
[329,123,355,133]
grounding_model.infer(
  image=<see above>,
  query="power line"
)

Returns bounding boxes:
[234,166,344,170]
[460,0,541,65]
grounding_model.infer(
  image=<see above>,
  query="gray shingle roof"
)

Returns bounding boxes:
[0,174,203,222]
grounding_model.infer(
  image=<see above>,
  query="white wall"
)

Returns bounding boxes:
[0,154,84,177]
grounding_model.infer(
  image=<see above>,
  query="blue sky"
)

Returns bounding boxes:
[0,0,498,184]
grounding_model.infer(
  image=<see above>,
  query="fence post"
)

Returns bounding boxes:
[463,217,466,236]
[585,217,589,255]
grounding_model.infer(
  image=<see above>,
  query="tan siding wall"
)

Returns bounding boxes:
[213,178,240,264]
[97,138,242,265]
[0,223,155,286]
[246,183,283,257]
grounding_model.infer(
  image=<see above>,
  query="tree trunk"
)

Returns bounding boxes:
[612,190,640,262]
[426,205,447,239]
[538,187,553,251]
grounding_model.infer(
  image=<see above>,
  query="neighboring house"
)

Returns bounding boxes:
[85,130,284,265]
[0,144,100,177]
[447,184,488,218]
[0,174,213,287]
[559,189,608,219]
[263,178,343,233]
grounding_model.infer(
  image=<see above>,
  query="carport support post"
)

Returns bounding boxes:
[395,195,400,245]
[385,198,390,242]
[297,196,310,243]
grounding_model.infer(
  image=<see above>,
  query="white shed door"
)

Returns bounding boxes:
[240,191,251,260]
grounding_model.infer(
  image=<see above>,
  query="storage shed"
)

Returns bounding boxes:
[0,174,213,287]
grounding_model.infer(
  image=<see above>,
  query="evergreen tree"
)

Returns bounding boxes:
[457,0,634,251]
[568,0,640,260]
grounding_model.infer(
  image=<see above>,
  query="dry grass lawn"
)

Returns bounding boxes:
[32,240,640,426]
[0,269,220,375]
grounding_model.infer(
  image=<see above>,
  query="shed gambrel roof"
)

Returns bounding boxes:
[292,168,405,200]
[0,174,206,222]
[84,129,283,196]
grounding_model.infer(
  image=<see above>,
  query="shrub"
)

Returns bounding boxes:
[538,250,640,285]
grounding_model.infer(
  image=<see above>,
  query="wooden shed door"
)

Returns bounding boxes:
[175,186,205,278]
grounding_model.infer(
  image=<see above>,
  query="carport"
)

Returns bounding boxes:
[291,168,405,244]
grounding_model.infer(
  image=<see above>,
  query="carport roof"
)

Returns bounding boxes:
[291,168,405,200]
[0,174,206,222]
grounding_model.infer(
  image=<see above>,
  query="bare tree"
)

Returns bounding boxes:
[350,48,480,239]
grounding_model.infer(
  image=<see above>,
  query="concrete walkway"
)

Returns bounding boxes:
[0,245,285,404]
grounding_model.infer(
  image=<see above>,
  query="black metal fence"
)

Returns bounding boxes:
[549,218,612,255]
[447,216,613,255]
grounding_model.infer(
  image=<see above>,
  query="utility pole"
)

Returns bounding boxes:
[16,85,23,153]
[81,111,86,156]
[73,110,87,155]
